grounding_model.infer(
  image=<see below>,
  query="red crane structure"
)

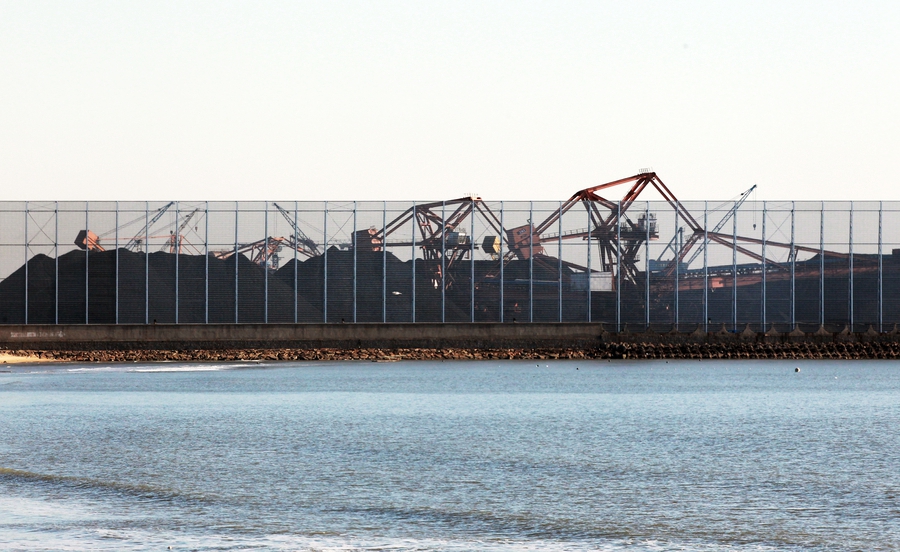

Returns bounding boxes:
[368,196,508,288]
[516,171,875,294]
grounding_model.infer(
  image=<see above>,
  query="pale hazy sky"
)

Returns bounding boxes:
[1,1,898,201]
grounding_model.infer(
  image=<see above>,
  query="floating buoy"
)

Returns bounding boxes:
[795,367,800,372]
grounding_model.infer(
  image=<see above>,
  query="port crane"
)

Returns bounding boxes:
[125,202,175,250]
[161,208,202,254]
[371,197,509,288]
[272,203,322,258]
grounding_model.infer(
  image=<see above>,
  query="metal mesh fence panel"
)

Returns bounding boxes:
[0,199,898,330]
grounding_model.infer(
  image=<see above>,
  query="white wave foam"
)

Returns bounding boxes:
[66,366,122,373]
[0,528,794,552]
[128,364,241,373]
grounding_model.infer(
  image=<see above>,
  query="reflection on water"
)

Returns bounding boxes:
[1,360,898,551]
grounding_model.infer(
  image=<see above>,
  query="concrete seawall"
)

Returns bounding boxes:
[3,323,900,361]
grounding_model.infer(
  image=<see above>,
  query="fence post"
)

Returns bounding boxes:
[55,202,59,324]
[558,201,563,323]
[701,201,708,332]
[790,202,796,328]
[205,201,209,324]
[411,201,416,323]
[471,198,475,322]
[145,201,149,324]
[24,203,28,324]
[115,201,119,324]
[85,203,89,324]
[234,202,239,323]
[264,202,268,323]
[648,201,652,331]
[175,202,179,324]
[529,200,533,323]
[819,202,825,327]
[674,204,679,330]
[323,202,328,323]
[293,201,298,324]
[732,201,737,332]
[353,201,357,323]
[384,201,387,323]
[879,201,883,332]
[586,202,591,323]
[761,201,766,331]
[441,201,446,323]
[616,200,622,332]
[500,202,504,322]
[849,201,854,331]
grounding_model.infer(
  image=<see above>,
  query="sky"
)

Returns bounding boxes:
[1,1,898,202]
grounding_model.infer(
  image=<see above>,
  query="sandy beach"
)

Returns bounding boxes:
[0,352,54,364]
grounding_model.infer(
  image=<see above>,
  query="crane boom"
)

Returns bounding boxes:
[162,208,199,254]
[125,202,174,250]
[273,203,321,257]
[683,185,756,268]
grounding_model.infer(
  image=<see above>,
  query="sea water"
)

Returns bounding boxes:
[0,360,897,551]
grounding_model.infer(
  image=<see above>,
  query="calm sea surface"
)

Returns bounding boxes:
[0,360,898,551]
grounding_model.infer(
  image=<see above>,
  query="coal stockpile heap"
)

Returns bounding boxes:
[4,245,898,328]
[274,247,467,322]
[0,247,464,324]
[0,246,579,325]
[0,249,322,324]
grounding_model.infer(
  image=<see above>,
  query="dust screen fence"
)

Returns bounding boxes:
[1,200,895,331]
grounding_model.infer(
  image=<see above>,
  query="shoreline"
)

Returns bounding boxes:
[3,340,900,362]
[0,352,54,364]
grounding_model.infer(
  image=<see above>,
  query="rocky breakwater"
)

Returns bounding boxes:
[5,323,900,362]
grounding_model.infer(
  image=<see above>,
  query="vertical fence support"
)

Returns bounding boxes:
[175,202,179,324]
[790,202,796,329]
[529,201,534,323]
[115,201,119,324]
[85,204,89,324]
[558,201,563,323]
[761,201,766,331]
[323,202,328,323]
[205,202,209,324]
[24,203,28,324]
[879,201,884,332]
[411,201,416,323]
[647,201,652,331]
[819,201,825,327]
[263,202,268,324]
[703,201,708,333]
[849,201,854,331]
[293,202,298,324]
[441,201,446,323]
[674,206,679,330]
[499,202,504,322]
[383,201,388,323]
[732,201,737,332]
[616,200,622,331]
[234,202,239,323]
[586,203,592,323]
[471,199,475,322]
[353,201,357,323]
[55,202,59,324]
[145,201,150,324]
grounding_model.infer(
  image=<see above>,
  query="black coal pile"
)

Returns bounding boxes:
[0,247,585,325]
[0,249,321,324]
[275,248,470,322]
